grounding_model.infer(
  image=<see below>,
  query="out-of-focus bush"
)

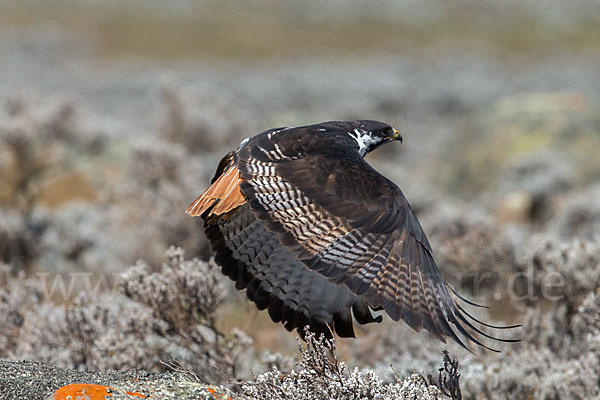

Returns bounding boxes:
[0,97,214,273]
[160,86,259,153]
[458,290,600,399]
[0,247,252,384]
[553,184,600,241]
[0,263,37,357]
[0,98,109,272]
[102,142,210,268]
[440,92,599,201]
[514,236,600,313]
[494,150,574,224]
[420,204,516,296]
[0,210,37,272]
[0,98,104,213]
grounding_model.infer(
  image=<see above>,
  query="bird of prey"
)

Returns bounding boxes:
[187,120,517,352]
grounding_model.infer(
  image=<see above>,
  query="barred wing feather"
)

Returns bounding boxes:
[236,132,518,352]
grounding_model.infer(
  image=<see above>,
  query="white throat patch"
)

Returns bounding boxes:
[351,128,380,157]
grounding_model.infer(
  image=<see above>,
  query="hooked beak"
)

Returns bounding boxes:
[387,128,402,143]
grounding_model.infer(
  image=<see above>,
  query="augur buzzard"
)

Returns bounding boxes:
[187,120,518,352]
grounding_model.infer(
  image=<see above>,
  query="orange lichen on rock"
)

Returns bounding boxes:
[186,164,246,217]
[206,387,233,400]
[50,383,147,399]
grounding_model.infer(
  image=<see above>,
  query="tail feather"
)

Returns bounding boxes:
[186,164,246,217]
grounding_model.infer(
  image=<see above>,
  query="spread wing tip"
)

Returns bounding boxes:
[446,290,522,354]
[384,282,520,353]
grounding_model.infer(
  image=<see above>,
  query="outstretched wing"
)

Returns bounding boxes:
[203,203,381,338]
[236,128,518,352]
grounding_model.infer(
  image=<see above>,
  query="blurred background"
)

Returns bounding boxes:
[1,0,599,398]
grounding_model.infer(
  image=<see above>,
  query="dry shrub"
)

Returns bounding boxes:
[0,210,38,272]
[0,97,212,275]
[514,236,600,312]
[0,247,252,384]
[458,290,600,399]
[241,329,444,400]
[553,184,600,240]
[160,86,258,153]
[0,97,105,213]
[103,142,211,268]
[420,204,516,297]
[0,263,34,357]
[495,151,574,224]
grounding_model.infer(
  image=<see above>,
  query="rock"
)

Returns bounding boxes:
[0,360,235,400]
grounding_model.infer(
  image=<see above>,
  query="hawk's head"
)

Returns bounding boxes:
[345,120,402,156]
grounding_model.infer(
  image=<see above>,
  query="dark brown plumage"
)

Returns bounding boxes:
[187,120,519,352]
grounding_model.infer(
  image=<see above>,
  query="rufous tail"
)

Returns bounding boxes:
[186,164,246,217]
